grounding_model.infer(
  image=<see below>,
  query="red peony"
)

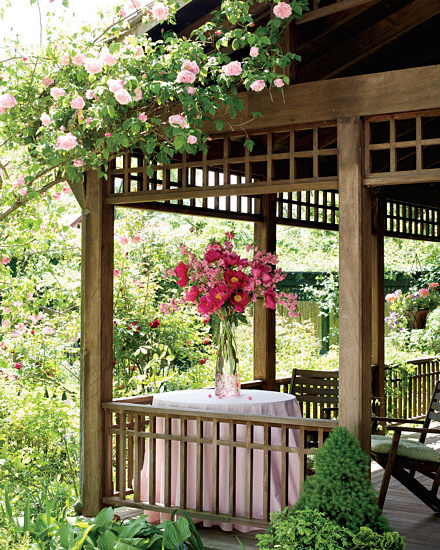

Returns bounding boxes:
[175,261,189,287]
[225,269,248,289]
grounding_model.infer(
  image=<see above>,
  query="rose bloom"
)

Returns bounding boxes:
[151,2,169,21]
[61,54,70,65]
[73,159,84,167]
[72,52,85,66]
[249,46,259,57]
[84,58,103,75]
[85,89,95,99]
[114,88,132,105]
[56,132,78,151]
[101,51,117,66]
[133,87,143,101]
[108,79,124,93]
[222,61,242,77]
[0,93,17,109]
[274,78,285,88]
[40,113,51,127]
[42,76,55,87]
[250,79,265,92]
[273,1,293,19]
[187,135,198,145]
[50,87,66,100]
[168,114,188,128]
[70,96,85,109]
[186,86,197,95]
[176,69,196,84]
[181,60,200,75]
[85,117,92,124]
[139,112,148,122]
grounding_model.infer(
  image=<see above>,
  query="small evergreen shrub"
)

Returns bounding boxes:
[292,427,389,534]
[353,526,405,550]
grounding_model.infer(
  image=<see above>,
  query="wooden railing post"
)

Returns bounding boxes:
[81,170,114,516]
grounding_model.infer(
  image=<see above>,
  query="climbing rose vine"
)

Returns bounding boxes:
[0,0,308,224]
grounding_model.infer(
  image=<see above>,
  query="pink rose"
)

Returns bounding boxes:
[181,60,200,75]
[42,76,54,87]
[56,132,78,151]
[274,78,284,88]
[264,290,277,309]
[176,70,196,84]
[107,79,124,93]
[151,2,169,21]
[0,93,17,109]
[84,58,103,75]
[101,51,117,66]
[133,87,143,101]
[73,159,84,167]
[273,2,292,19]
[249,46,259,57]
[85,89,95,99]
[70,96,85,109]
[50,87,66,100]
[168,114,188,128]
[138,112,148,122]
[40,113,51,127]
[85,117,92,124]
[61,54,70,65]
[250,79,265,92]
[186,86,197,95]
[114,88,132,105]
[72,52,85,66]
[222,61,242,77]
[18,188,27,197]
[185,286,200,302]
[187,135,198,145]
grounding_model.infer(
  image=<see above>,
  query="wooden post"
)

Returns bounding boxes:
[338,117,372,452]
[371,197,386,420]
[253,194,277,390]
[80,170,114,516]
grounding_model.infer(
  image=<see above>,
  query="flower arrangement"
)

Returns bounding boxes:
[385,282,440,330]
[161,233,299,395]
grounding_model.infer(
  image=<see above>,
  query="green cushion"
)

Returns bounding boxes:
[371,435,440,463]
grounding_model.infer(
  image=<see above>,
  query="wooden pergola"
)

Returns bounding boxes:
[79,0,440,517]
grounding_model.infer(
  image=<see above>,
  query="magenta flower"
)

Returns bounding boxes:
[185,286,200,302]
[175,262,189,287]
[225,269,248,290]
[230,291,250,312]
[205,249,222,263]
[264,290,277,309]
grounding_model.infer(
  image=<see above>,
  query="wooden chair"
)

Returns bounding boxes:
[289,367,339,420]
[371,380,440,513]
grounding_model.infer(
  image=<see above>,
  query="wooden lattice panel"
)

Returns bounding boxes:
[277,190,339,230]
[107,122,338,206]
[385,199,440,242]
[364,110,440,185]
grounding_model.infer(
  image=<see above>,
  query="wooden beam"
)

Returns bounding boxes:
[297,0,378,25]
[81,170,114,516]
[204,66,440,133]
[338,117,372,452]
[364,171,440,187]
[300,0,440,81]
[253,195,277,391]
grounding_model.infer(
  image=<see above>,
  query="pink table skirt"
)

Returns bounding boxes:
[140,389,302,532]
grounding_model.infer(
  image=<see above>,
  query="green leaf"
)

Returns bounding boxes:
[97,529,118,550]
[93,507,114,526]
[71,525,95,550]
[215,120,224,131]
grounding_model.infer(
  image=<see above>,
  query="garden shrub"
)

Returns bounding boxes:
[292,427,389,534]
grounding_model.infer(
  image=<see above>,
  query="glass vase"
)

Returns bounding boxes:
[215,318,240,397]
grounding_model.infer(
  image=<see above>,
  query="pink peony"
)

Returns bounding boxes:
[0,93,17,109]
[50,87,66,100]
[168,114,188,128]
[101,51,117,66]
[73,159,84,167]
[40,113,51,127]
[273,2,292,19]
[187,135,198,145]
[175,262,189,287]
[70,96,85,109]
[151,2,169,21]
[133,87,143,101]
[250,79,265,92]
[274,78,285,88]
[186,86,197,95]
[42,76,54,87]
[176,70,196,84]
[72,52,85,66]
[222,61,242,77]
[181,60,200,75]
[61,54,70,65]
[114,88,132,105]
[84,58,103,75]
[107,79,124,93]
[85,89,94,99]
[138,112,148,122]
[225,269,248,289]
[249,46,259,57]
[264,290,277,309]
[56,132,78,151]
[205,249,222,263]
[230,290,250,312]
[185,286,200,302]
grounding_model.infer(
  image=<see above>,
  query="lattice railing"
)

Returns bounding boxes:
[277,189,339,229]
[102,401,336,527]
[385,199,440,241]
